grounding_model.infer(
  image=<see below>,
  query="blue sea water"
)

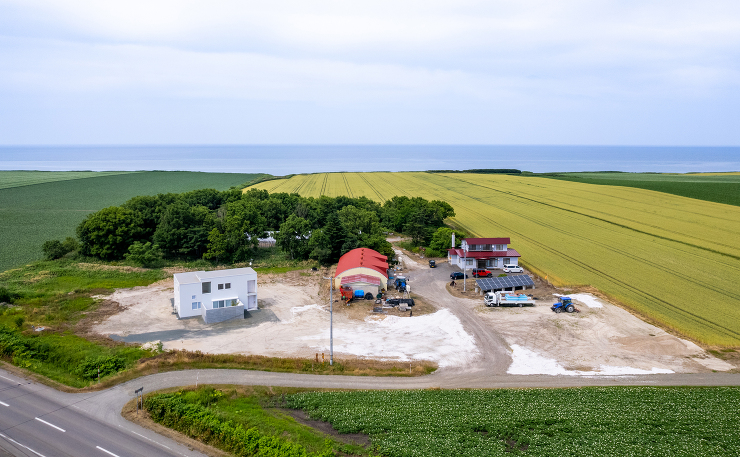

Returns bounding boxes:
[0,145,738,174]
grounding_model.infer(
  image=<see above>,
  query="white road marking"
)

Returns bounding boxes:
[34,417,66,432]
[0,375,15,382]
[125,428,172,449]
[0,432,48,457]
[0,401,8,407]
[97,446,121,457]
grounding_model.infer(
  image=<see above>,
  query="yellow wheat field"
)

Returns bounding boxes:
[250,172,740,346]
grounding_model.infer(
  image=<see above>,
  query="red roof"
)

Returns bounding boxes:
[448,248,521,258]
[335,248,389,278]
[340,274,381,286]
[465,237,510,245]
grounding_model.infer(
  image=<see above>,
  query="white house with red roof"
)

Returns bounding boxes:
[334,247,389,295]
[448,237,521,270]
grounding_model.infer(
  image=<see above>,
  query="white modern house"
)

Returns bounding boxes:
[448,237,521,270]
[173,268,258,324]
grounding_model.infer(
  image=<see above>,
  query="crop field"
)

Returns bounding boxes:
[288,387,740,457]
[544,172,740,206]
[0,170,136,189]
[0,171,265,272]
[250,172,740,345]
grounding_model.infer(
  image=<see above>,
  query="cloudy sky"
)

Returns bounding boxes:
[1,1,739,145]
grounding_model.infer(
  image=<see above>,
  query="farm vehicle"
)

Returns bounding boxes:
[551,296,579,313]
[339,285,376,304]
[484,291,535,307]
[393,276,409,292]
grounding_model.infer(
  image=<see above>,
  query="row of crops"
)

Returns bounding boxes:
[287,387,740,457]
[251,172,740,345]
[0,170,135,190]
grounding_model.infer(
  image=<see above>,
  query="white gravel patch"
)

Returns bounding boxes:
[300,309,479,367]
[507,344,674,376]
[554,293,604,308]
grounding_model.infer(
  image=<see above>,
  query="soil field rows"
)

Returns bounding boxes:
[250,172,740,345]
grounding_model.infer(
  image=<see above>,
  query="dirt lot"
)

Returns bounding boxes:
[91,247,737,375]
[93,269,474,368]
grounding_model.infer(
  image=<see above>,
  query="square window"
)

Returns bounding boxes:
[218,283,224,290]
[191,302,199,310]
[202,282,211,294]
[192,295,196,300]
[225,283,231,289]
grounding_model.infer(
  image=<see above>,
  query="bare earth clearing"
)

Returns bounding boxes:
[92,248,736,377]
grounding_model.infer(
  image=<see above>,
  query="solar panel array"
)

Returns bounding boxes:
[476,275,535,291]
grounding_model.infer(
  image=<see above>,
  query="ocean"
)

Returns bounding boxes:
[1,145,738,174]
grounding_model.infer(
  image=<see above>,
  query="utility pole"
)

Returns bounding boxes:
[463,241,468,292]
[323,275,334,366]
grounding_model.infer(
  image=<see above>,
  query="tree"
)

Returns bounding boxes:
[276,215,311,260]
[203,228,228,262]
[307,228,332,265]
[337,205,380,237]
[428,227,466,254]
[77,206,144,260]
[42,240,67,260]
[154,202,215,259]
[222,199,267,261]
[124,242,163,267]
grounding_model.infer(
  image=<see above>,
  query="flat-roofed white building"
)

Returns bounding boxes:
[173,268,258,323]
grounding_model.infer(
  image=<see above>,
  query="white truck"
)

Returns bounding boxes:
[484,291,535,307]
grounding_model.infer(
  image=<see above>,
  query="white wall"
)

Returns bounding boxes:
[175,271,258,319]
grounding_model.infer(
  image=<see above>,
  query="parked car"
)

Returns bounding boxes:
[429,260,436,268]
[450,272,468,280]
[503,265,523,273]
[472,268,493,278]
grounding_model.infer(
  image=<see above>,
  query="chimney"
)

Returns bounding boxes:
[451,232,455,248]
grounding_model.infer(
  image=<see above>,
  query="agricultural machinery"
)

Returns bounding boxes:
[551,296,578,313]
[484,291,535,307]
[339,285,375,304]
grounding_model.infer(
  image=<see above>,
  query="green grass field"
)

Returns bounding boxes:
[250,172,740,345]
[288,387,740,457]
[543,172,740,206]
[0,171,266,272]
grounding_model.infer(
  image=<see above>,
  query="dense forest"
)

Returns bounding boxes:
[66,188,455,265]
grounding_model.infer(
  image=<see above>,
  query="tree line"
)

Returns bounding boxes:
[69,188,455,265]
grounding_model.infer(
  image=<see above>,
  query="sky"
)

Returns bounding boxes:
[0,1,739,146]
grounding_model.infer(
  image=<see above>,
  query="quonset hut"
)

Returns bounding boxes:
[333,248,389,296]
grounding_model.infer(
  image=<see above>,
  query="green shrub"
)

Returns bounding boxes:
[76,355,126,380]
[145,393,335,457]
[124,241,164,267]
[13,317,24,329]
[0,287,12,304]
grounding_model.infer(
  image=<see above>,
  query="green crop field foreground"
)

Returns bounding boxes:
[287,387,740,457]
[0,171,267,272]
[250,172,740,346]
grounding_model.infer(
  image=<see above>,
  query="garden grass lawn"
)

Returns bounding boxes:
[288,387,740,457]
[249,172,740,345]
[0,171,267,272]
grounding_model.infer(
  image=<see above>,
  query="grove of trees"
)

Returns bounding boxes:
[74,188,455,265]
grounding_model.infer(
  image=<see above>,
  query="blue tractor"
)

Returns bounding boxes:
[551,296,576,314]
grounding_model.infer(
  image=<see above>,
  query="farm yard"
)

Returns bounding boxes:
[250,172,740,346]
[0,171,265,272]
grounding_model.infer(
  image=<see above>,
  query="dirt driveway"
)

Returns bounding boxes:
[408,257,735,375]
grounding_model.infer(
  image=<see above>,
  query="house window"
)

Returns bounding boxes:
[495,245,503,251]
[192,295,196,300]
[494,258,499,267]
[214,300,224,308]
[202,282,211,294]
[191,302,201,310]
[218,283,224,290]
[504,258,510,264]
[225,283,231,289]
[466,259,474,266]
